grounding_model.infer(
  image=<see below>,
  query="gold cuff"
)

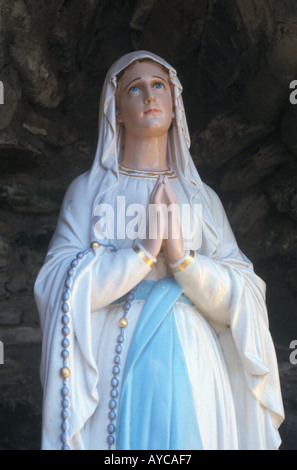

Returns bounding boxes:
[171,250,195,273]
[133,245,155,268]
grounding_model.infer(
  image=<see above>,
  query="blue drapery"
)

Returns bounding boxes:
[116,277,203,450]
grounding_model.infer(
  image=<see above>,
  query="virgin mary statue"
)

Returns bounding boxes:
[34,50,284,451]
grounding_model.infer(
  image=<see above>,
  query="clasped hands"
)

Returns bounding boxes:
[140,175,185,264]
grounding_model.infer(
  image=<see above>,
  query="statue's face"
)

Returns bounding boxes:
[116,60,174,139]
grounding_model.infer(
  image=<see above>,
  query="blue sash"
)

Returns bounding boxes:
[116,277,203,450]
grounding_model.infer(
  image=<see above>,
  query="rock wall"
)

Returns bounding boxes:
[0,0,296,449]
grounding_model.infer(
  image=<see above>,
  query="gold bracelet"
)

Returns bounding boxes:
[171,250,195,273]
[133,245,155,268]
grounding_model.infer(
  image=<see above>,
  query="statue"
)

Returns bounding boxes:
[34,51,284,450]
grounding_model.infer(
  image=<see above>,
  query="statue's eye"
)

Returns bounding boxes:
[129,86,139,93]
[154,82,164,90]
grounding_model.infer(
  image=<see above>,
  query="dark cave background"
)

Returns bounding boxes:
[0,0,296,450]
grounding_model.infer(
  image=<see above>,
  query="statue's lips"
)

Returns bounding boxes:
[143,108,160,114]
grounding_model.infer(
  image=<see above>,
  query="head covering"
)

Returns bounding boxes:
[87,50,219,253]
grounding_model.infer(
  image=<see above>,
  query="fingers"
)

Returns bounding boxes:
[145,175,184,261]
[150,175,164,204]
[150,176,178,206]
[162,176,178,205]
[147,177,165,255]
[146,175,184,262]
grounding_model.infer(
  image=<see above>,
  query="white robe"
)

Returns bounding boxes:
[34,168,284,450]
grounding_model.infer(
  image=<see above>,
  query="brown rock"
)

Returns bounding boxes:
[191,114,274,174]
[1,326,42,347]
[0,308,23,327]
[0,82,18,130]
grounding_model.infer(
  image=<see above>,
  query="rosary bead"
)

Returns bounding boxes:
[61,386,70,397]
[108,410,116,421]
[117,334,124,343]
[114,355,121,365]
[108,423,116,434]
[71,259,79,268]
[62,326,70,337]
[60,367,71,379]
[110,388,118,398]
[62,338,70,348]
[61,349,69,359]
[107,435,115,445]
[113,366,120,375]
[111,377,119,388]
[90,241,100,249]
[62,290,70,301]
[65,277,72,289]
[62,409,70,420]
[67,268,75,277]
[62,303,70,313]
[109,399,117,410]
[118,317,128,328]
[61,432,68,444]
[77,252,84,259]
[124,301,131,311]
[115,344,122,354]
[62,315,70,325]
[62,398,70,409]
[61,420,68,432]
